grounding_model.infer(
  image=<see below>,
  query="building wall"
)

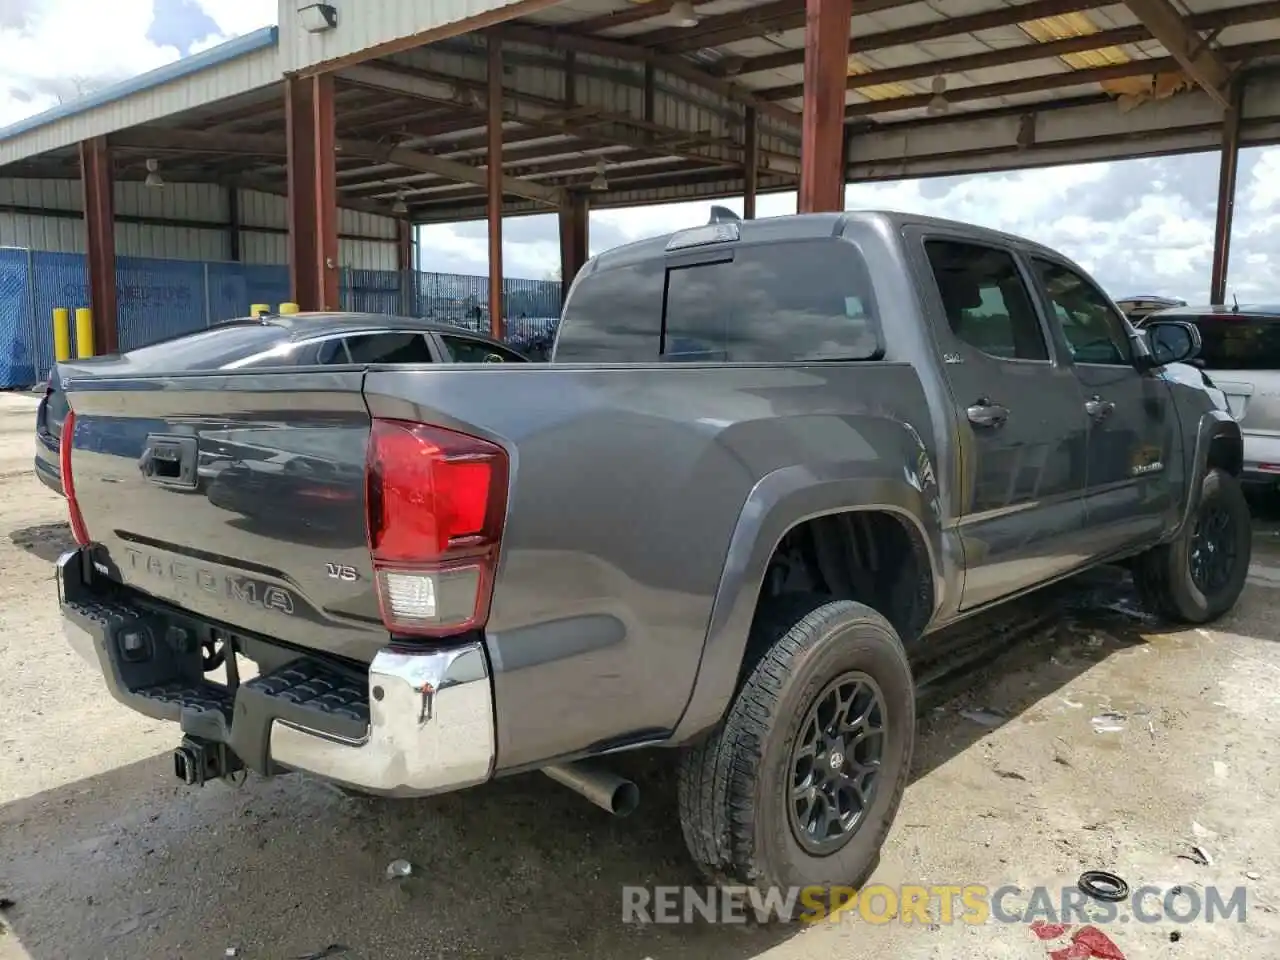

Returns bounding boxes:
[0,178,399,270]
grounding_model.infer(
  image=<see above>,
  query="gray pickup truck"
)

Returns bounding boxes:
[56,210,1249,898]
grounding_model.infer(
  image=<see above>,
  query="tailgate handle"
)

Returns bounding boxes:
[141,435,198,489]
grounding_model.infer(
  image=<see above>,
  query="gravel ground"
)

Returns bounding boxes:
[1,389,1277,960]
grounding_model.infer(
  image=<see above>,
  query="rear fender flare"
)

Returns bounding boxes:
[669,457,943,743]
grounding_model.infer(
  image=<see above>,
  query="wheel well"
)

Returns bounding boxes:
[1207,432,1243,478]
[751,510,933,652]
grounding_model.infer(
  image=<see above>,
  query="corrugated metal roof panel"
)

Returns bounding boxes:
[1019,12,1132,70]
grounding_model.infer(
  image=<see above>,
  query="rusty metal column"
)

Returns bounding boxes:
[1211,81,1243,305]
[743,107,759,220]
[559,193,589,303]
[487,35,505,341]
[397,219,416,315]
[798,0,853,213]
[79,136,118,354]
[286,74,339,311]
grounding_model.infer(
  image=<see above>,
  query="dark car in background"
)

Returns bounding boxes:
[34,313,530,495]
[1115,295,1187,324]
[1137,303,1280,488]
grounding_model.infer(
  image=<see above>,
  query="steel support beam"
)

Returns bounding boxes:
[398,219,416,315]
[743,107,759,219]
[798,0,852,213]
[79,136,118,355]
[1121,0,1233,109]
[559,193,589,302]
[488,37,505,341]
[1211,81,1244,304]
[286,74,340,311]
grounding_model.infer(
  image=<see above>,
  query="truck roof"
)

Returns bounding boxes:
[586,210,1072,275]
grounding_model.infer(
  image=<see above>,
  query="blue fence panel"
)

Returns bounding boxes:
[116,256,208,352]
[207,262,291,323]
[0,248,36,388]
[0,251,564,388]
[28,251,88,383]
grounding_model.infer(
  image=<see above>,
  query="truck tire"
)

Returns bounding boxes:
[677,594,914,901]
[1134,467,1252,624]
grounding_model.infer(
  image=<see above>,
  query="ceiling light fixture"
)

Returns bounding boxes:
[926,76,950,116]
[144,158,163,188]
[392,192,409,215]
[670,0,700,28]
[590,158,609,192]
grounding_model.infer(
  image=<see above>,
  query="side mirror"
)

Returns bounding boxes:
[1143,319,1201,366]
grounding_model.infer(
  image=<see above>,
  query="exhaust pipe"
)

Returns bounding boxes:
[543,761,639,817]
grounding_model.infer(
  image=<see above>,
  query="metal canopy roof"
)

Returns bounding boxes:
[3,0,1280,223]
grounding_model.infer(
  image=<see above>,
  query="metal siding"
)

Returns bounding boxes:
[280,0,556,73]
[237,189,288,229]
[0,45,281,167]
[339,239,397,270]
[116,181,225,222]
[240,231,287,265]
[0,212,84,251]
[115,223,229,260]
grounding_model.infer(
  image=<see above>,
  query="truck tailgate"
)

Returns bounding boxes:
[62,370,388,663]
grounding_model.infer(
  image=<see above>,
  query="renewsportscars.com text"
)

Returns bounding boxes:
[622,883,1249,926]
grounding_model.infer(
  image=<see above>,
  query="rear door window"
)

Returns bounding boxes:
[923,240,1048,361]
[1183,314,1280,370]
[438,335,526,363]
[343,332,435,364]
[662,240,880,362]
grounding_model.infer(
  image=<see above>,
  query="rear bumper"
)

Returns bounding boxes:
[1241,432,1280,484]
[57,548,495,797]
[34,430,62,495]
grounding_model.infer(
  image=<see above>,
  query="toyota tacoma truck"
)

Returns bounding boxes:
[55,210,1248,897]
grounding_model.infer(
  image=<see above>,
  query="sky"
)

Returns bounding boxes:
[0,0,1275,305]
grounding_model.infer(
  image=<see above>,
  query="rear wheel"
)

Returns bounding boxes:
[677,595,914,898]
[1134,467,1252,623]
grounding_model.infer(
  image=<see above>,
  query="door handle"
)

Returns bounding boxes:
[1085,396,1115,421]
[966,399,1009,428]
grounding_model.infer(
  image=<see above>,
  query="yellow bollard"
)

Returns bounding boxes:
[74,307,95,358]
[250,303,270,318]
[278,302,300,315]
[53,308,71,362]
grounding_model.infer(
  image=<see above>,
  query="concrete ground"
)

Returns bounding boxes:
[0,388,1277,959]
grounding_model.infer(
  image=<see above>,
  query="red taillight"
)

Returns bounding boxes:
[60,409,90,546]
[365,419,508,637]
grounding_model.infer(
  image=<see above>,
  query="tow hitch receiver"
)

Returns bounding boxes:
[173,736,243,786]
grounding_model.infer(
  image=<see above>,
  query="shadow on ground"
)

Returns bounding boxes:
[7,519,1277,958]
[7,522,74,564]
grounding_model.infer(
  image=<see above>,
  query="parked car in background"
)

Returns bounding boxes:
[1137,303,1280,489]
[1115,295,1187,324]
[34,313,529,495]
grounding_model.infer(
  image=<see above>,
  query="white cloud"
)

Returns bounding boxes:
[0,0,181,127]
[187,0,276,52]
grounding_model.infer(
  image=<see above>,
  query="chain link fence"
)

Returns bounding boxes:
[0,248,563,387]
